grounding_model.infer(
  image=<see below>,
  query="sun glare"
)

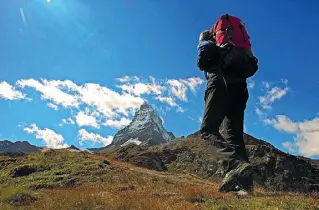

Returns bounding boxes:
[47,0,51,3]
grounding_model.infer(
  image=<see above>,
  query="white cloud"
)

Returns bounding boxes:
[177,106,185,113]
[118,83,164,96]
[78,83,144,118]
[248,80,255,89]
[117,76,167,97]
[188,116,202,124]
[264,115,298,133]
[118,83,149,96]
[265,115,319,157]
[262,81,271,89]
[103,117,131,129]
[255,107,264,117]
[167,79,188,101]
[281,79,288,85]
[66,117,75,124]
[259,86,289,109]
[15,78,144,129]
[258,80,289,110]
[16,79,79,108]
[155,96,177,107]
[49,79,80,91]
[0,81,27,100]
[83,107,101,118]
[117,76,203,112]
[255,79,319,157]
[75,111,100,128]
[59,117,75,127]
[47,102,58,110]
[282,141,296,153]
[23,123,68,148]
[116,76,140,83]
[185,77,204,93]
[155,96,185,113]
[78,129,113,146]
[166,77,204,101]
[255,79,290,117]
[18,78,145,119]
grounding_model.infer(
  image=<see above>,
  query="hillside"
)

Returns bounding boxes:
[0,150,318,210]
[1,101,318,209]
[104,132,319,193]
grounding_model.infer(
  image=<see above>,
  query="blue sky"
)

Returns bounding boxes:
[0,0,319,158]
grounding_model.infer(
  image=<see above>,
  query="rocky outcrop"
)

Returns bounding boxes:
[247,144,318,192]
[111,144,167,171]
[109,131,319,193]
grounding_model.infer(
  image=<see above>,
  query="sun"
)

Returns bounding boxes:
[47,0,51,3]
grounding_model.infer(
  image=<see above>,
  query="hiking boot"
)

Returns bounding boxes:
[219,162,253,193]
[237,173,254,193]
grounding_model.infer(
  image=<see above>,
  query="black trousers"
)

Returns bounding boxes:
[200,72,249,173]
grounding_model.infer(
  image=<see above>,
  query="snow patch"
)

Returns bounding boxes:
[121,138,142,147]
[67,147,94,154]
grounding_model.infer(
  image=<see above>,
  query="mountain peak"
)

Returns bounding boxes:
[111,103,175,147]
[140,101,151,110]
[68,145,80,150]
[0,140,40,153]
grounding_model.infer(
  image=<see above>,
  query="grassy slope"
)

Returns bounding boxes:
[0,150,318,210]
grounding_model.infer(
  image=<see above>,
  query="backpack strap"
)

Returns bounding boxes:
[210,18,220,42]
[238,23,247,43]
[224,14,234,32]
[224,14,234,41]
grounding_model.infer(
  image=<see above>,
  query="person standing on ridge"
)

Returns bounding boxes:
[196,14,259,194]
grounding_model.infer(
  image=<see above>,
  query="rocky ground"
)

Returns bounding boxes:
[106,132,319,193]
[0,149,318,210]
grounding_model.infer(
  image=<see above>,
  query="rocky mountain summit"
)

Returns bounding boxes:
[111,102,175,147]
[0,140,40,154]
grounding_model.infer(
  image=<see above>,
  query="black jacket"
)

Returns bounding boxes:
[197,41,246,83]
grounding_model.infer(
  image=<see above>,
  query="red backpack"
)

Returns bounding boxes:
[209,14,258,79]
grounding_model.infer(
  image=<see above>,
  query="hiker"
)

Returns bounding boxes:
[197,14,258,194]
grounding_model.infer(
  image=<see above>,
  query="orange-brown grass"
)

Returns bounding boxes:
[0,150,318,210]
